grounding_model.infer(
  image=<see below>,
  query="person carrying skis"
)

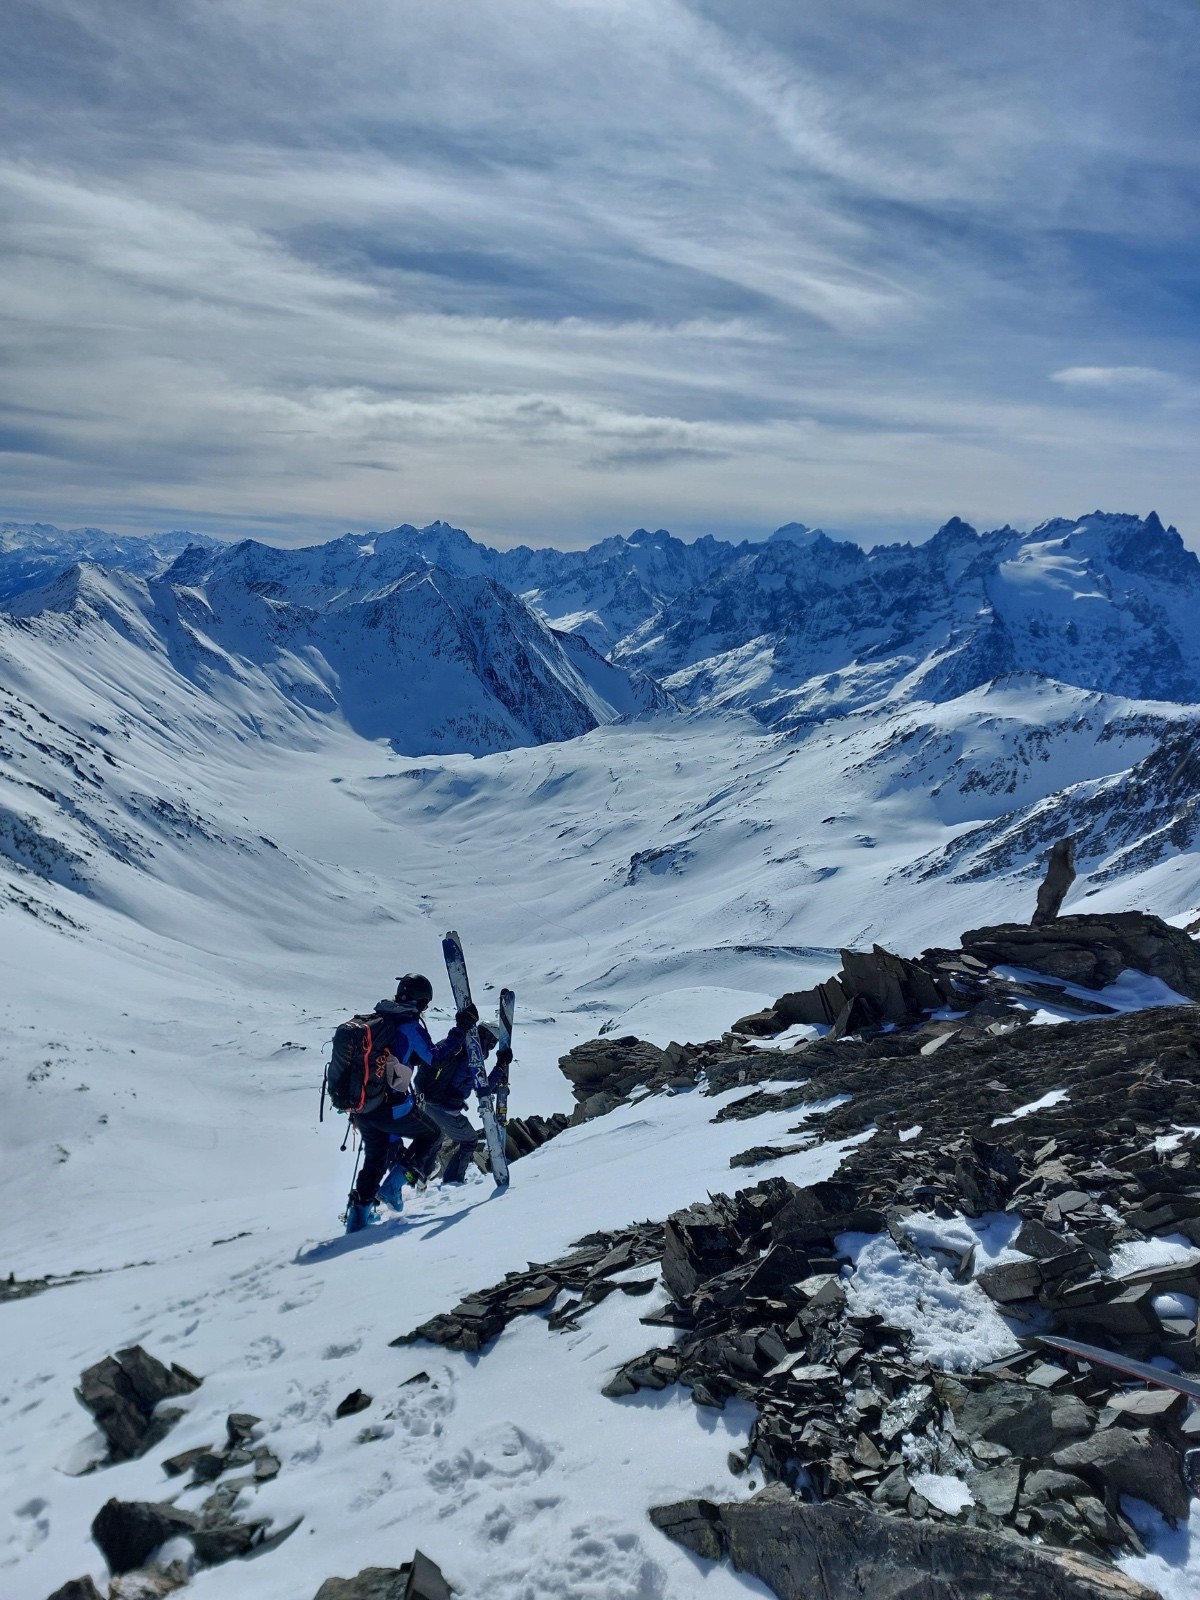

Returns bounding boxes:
[407,1006,513,1186]
[344,972,475,1232]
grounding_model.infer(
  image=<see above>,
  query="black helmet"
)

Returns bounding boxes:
[394,972,433,1009]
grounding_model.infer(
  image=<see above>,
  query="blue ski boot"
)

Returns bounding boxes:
[377,1165,405,1212]
[344,1195,381,1234]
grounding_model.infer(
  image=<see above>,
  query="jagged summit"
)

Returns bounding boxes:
[3,507,1197,740]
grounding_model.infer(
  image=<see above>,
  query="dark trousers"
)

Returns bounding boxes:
[351,1102,437,1203]
[409,1103,479,1183]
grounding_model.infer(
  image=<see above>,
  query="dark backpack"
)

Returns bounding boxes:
[323,1012,396,1117]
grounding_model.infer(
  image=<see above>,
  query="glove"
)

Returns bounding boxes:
[497,1046,513,1071]
[455,1003,479,1031]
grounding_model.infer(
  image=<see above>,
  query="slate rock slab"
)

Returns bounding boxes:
[76,1346,201,1462]
[1052,1427,1190,1523]
[652,1487,1162,1599]
[313,1551,452,1600]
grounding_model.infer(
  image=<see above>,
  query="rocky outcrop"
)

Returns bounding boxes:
[161,1414,280,1487]
[75,1347,201,1463]
[961,911,1200,998]
[556,1034,747,1119]
[733,907,1200,1045]
[313,1551,452,1600]
[392,1223,664,1352]
[90,1492,284,1575]
[1033,839,1077,925]
[650,1487,1160,1600]
[745,946,952,1036]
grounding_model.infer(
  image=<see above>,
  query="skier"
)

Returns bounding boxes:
[344,972,475,1232]
[407,1013,513,1185]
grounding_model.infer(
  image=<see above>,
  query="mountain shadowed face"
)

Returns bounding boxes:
[0,0,1198,545]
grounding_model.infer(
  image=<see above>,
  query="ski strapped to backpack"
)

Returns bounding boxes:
[442,930,510,1188]
[321,1012,395,1121]
[495,987,515,1140]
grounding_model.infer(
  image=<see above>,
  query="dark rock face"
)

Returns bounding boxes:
[315,1571,410,1600]
[961,911,1200,998]
[420,925,1199,1591]
[91,1499,202,1574]
[1033,839,1077,926]
[313,1551,452,1600]
[651,1489,1160,1600]
[1052,1427,1191,1522]
[75,1346,201,1462]
[557,1036,681,1119]
[43,1580,105,1600]
[757,946,951,1035]
[91,1490,279,1576]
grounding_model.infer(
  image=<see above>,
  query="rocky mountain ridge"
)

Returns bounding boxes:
[1,557,668,761]
[6,509,1195,735]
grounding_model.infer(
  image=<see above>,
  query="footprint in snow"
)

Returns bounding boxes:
[427,1421,555,1498]
[244,1334,285,1367]
[13,1498,50,1551]
[489,1519,666,1600]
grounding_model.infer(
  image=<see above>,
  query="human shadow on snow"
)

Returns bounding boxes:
[292,1218,409,1264]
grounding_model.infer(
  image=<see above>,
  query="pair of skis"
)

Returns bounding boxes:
[442,930,513,1188]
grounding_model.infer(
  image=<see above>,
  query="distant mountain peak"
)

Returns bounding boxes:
[935,516,978,541]
[767,522,833,546]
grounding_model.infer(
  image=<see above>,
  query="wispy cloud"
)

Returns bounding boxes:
[1,0,1198,545]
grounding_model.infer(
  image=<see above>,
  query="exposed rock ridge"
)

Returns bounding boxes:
[650,1488,1160,1600]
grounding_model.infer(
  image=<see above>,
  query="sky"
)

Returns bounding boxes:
[1,0,1198,550]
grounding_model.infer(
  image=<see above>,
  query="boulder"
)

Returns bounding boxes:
[960,912,1200,998]
[1052,1428,1190,1523]
[315,1573,410,1600]
[91,1499,202,1574]
[975,1259,1043,1303]
[660,1203,740,1303]
[954,1386,1093,1457]
[650,1487,1161,1599]
[75,1347,201,1462]
[44,1581,105,1600]
[774,948,950,1030]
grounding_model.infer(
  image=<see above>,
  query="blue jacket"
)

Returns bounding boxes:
[378,1005,473,1109]
[376,1000,502,1111]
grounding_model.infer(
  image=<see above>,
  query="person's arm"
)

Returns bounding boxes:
[487,1046,512,1093]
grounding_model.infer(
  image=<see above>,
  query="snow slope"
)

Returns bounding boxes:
[2,511,1200,1597]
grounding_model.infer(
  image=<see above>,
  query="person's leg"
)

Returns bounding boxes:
[394,1103,443,1182]
[351,1116,394,1204]
[428,1107,479,1183]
